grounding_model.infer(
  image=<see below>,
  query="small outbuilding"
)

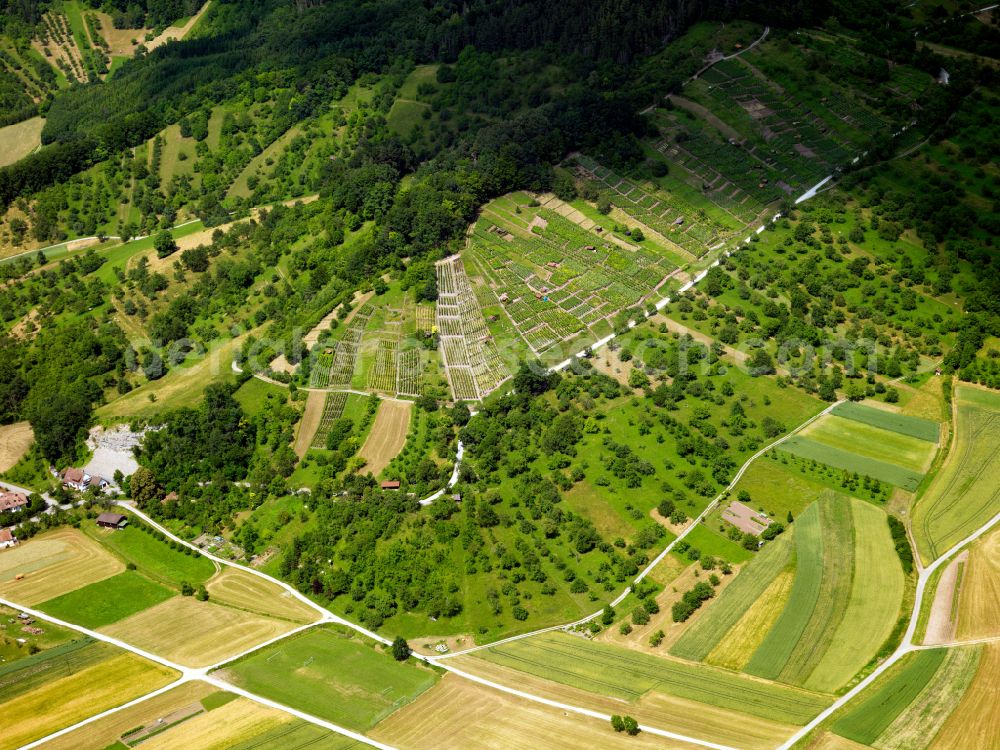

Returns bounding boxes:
[0,528,18,549]
[96,512,128,530]
[380,481,401,491]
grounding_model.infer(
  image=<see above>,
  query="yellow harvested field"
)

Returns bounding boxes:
[1,653,177,749]
[294,390,325,458]
[358,399,412,476]
[100,596,300,668]
[924,551,966,644]
[0,420,33,472]
[930,644,1000,750]
[205,567,320,623]
[806,731,874,750]
[447,656,795,750]
[0,117,43,168]
[706,570,794,671]
[956,526,1000,640]
[39,680,217,750]
[0,527,124,605]
[371,673,701,750]
[140,695,294,750]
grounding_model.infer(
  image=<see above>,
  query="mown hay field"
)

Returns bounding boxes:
[358,398,412,477]
[229,720,363,750]
[705,569,794,671]
[831,402,940,442]
[38,680,217,750]
[100,595,300,668]
[832,649,947,744]
[0,116,43,168]
[956,526,1000,639]
[0,648,177,749]
[38,570,175,629]
[0,527,124,605]
[372,672,707,750]
[913,386,1000,563]
[930,643,1000,750]
[475,631,829,726]
[204,566,320,624]
[451,653,799,750]
[217,625,439,731]
[0,420,33,472]
[139,695,295,750]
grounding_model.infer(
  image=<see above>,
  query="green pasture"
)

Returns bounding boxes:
[913,386,1000,562]
[86,524,215,588]
[802,415,936,473]
[477,631,829,725]
[219,625,439,731]
[38,571,175,629]
[682,522,753,564]
[233,377,288,418]
[831,402,939,442]
[778,436,924,491]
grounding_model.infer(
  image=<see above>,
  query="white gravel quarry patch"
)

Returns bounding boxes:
[84,424,158,484]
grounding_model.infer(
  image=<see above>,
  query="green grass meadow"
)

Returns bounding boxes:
[803,416,937,472]
[831,402,939,442]
[87,525,215,588]
[38,571,176,629]
[778,435,924,491]
[219,625,439,731]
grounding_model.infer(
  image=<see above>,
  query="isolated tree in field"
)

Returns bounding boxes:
[623,716,640,735]
[611,715,625,732]
[391,637,411,661]
[601,604,615,625]
[153,230,177,258]
[181,581,194,596]
[196,585,209,601]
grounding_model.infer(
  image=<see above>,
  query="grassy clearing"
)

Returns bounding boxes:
[956,526,1000,639]
[87,524,215,588]
[233,377,287,418]
[218,625,439,731]
[38,680,217,750]
[779,436,924,491]
[807,500,905,693]
[682,521,754,563]
[832,402,939,442]
[101,596,298,668]
[38,570,175,629]
[832,649,946,745]
[913,386,1000,563]
[671,525,794,661]
[803,415,938,473]
[0,650,177,749]
[727,457,860,520]
[0,527,124,605]
[930,643,1000,750]
[204,567,319,624]
[371,673,695,750]
[745,502,825,680]
[357,398,411,476]
[873,645,981,750]
[0,116,43,168]
[477,631,829,725]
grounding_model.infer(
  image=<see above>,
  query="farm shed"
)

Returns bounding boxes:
[96,512,128,529]
[0,528,18,548]
[0,492,28,513]
[722,501,772,536]
[381,481,401,491]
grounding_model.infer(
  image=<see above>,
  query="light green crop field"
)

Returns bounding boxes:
[778,435,924,491]
[913,386,1000,562]
[229,720,363,750]
[802,415,937,472]
[38,571,176,629]
[872,645,981,750]
[832,649,947,745]
[745,501,825,680]
[805,500,905,692]
[218,625,439,731]
[671,525,795,661]
[831,402,940,442]
[86,524,216,588]
[477,631,830,725]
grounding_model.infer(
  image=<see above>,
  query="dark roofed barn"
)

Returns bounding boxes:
[96,512,128,529]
